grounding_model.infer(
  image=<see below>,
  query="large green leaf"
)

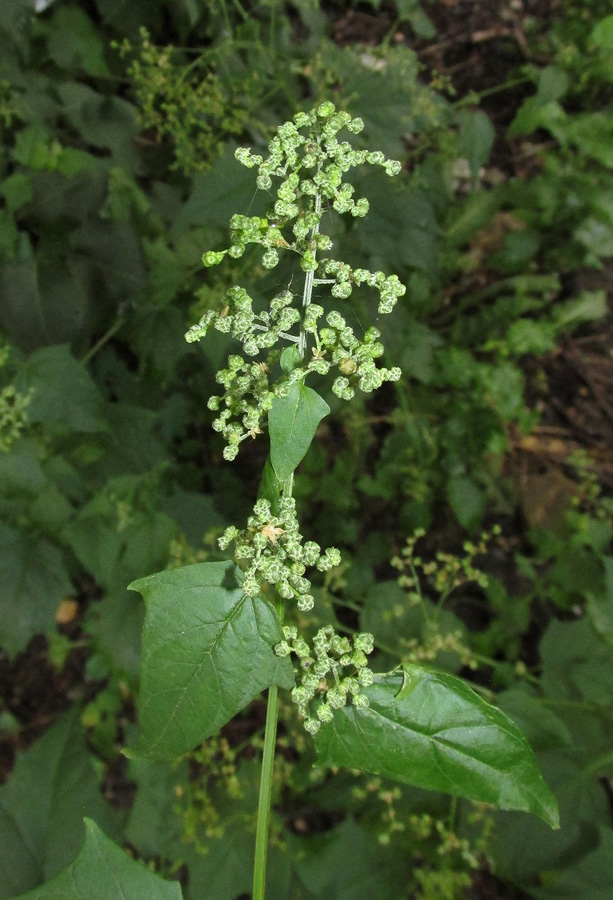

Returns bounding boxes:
[172,144,265,232]
[457,109,495,179]
[489,750,610,881]
[293,818,410,900]
[13,819,182,900]
[46,6,111,77]
[0,711,117,899]
[447,473,486,532]
[85,588,145,686]
[314,667,559,828]
[16,345,107,433]
[0,524,72,659]
[591,14,613,50]
[532,826,613,900]
[125,759,188,857]
[269,382,329,482]
[128,561,294,759]
[587,555,613,645]
[257,455,282,515]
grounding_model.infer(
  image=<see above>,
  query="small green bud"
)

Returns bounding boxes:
[202,250,226,267]
[304,718,321,735]
[332,282,353,300]
[262,249,279,269]
[317,703,334,723]
[317,101,336,118]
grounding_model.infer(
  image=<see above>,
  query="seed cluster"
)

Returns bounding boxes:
[185,101,405,458]
[275,625,375,734]
[219,498,341,610]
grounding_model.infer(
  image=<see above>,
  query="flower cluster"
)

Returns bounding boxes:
[199,102,404,296]
[190,104,402,732]
[275,625,375,734]
[185,100,406,459]
[219,498,341,610]
[304,313,402,401]
[0,344,32,453]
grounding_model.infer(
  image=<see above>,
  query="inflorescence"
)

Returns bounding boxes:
[275,625,375,735]
[191,102,404,730]
[185,101,405,458]
[219,498,341,611]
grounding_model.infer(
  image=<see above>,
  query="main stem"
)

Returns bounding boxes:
[252,596,284,900]
[298,190,322,359]
[253,185,323,899]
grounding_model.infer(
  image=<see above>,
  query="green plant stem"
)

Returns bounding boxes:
[81,317,123,365]
[299,190,322,359]
[252,597,284,900]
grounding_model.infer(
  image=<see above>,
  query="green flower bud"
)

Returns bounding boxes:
[202,250,226,267]
[317,101,336,118]
[304,718,321,735]
[262,248,279,269]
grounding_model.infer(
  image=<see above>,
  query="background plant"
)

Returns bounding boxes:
[1,2,612,899]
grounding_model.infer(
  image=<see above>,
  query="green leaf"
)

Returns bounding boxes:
[0,524,72,659]
[0,441,47,498]
[269,382,330,482]
[128,561,294,759]
[536,66,569,105]
[591,14,613,51]
[497,687,572,754]
[574,219,613,261]
[533,826,613,900]
[280,345,302,375]
[0,174,32,214]
[508,67,568,138]
[46,6,110,77]
[294,818,410,900]
[0,710,117,898]
[399,319,442,384]
[358,178,440,275]
[13,819,182,900]
[314,667,559,828]
[489,749,610,881]
[62,516,123,590]
[180,826,254,900]
[125,758,188,857]
[360,583,466,672]
[457,109,495,179]
[161,489,225,547]
[587,556,613,645]
[396,0,436,37]
[447,474,486,532]
[258,455,283,515]
[173,144,266,232]
[506,319,556,355]
[16,345,107,433]
[569,113,613,167]
[554,290,608,331]
[446,189,501,246]
[85,588,144,687]
[540,618,613,710]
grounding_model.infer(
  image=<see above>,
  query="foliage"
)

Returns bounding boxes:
[0,1,612,899]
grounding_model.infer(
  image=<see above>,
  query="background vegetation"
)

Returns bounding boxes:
[1,1,612,898]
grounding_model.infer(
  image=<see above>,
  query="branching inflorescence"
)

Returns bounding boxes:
[186,101,406,732]
[186,101,404,458]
